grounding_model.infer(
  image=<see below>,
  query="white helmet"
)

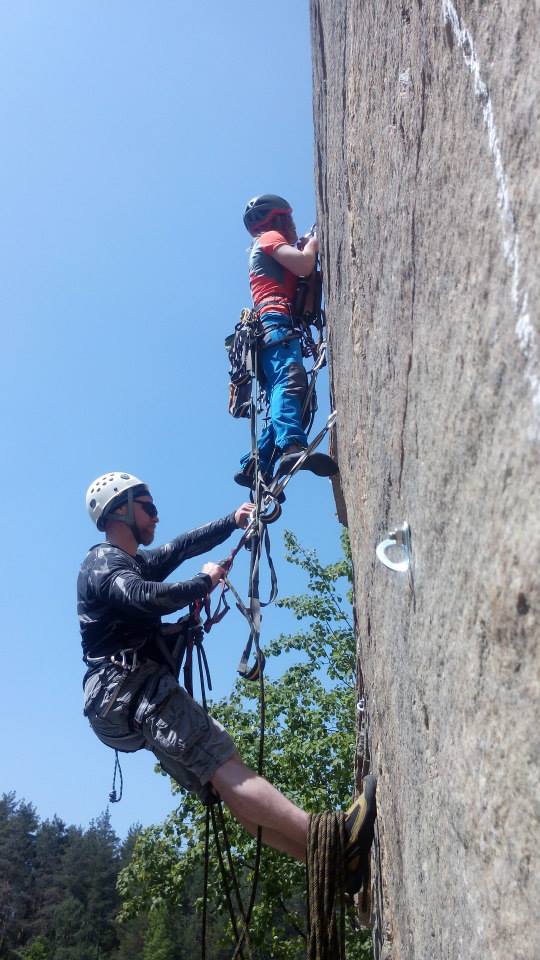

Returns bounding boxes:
[86,471,148,530]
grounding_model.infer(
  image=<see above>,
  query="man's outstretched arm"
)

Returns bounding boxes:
[140,504,253,580]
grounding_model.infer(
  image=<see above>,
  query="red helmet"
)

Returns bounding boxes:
[243,194,292,236]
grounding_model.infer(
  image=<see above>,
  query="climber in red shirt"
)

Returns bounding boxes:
[235,194,338,488]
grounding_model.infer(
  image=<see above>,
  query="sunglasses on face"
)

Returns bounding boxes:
[134,499,158,518]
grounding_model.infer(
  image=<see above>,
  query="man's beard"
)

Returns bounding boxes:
[137,525,155,546]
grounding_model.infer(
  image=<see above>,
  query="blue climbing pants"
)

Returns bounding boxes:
[240,321,308,475]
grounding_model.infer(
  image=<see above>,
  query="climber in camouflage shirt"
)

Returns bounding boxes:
[78,471,376,890]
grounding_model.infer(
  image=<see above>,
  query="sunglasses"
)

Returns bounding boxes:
[134,499,158,519]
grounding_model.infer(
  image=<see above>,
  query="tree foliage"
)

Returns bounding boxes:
[0,798,142,960]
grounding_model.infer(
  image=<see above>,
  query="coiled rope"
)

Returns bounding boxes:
[306,812,347,960]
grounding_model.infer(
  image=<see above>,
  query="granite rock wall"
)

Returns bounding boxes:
[310,2,540,957]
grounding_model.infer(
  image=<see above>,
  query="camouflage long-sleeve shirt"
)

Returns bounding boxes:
[77,512,237,661]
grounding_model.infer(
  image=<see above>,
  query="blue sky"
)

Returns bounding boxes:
[1,1,345,836]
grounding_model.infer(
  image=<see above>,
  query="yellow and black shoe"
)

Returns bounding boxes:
[344,775,377,896]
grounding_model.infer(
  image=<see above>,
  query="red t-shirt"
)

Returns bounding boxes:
[249,230,297,317]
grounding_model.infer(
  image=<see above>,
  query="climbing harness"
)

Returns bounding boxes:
[225,244,328,442]
[84,648,140,719]
[84,648,142,805]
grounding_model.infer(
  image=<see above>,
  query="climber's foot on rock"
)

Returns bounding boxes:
[344,775,377,897]
[277,447,338,479]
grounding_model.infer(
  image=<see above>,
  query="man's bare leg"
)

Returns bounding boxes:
[211,753,308,861]
[234,812,306,861]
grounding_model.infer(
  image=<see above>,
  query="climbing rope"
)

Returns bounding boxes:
[108,749,123,803]
[306,813,347,960]
[211,801,253,960]
[179,601,257,960]
[188,379,272,956]
[193,273,337,956]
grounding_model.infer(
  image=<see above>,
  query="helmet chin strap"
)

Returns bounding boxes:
[108,488,143,542]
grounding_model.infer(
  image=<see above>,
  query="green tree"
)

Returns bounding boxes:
[142,908,176,960]
[53,813,121,959]
[15,935,51,960]
[111,827,147,960]
[28,816,68,944]
[0,793,39,958]
[118,531,373,959]
[0,799,148,960]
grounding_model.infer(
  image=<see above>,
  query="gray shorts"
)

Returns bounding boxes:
[83,659,237,802]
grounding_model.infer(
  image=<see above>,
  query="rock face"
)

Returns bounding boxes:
[310,2,539,958]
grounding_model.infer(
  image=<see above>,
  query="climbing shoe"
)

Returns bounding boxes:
[234,457,258,489]
[234,466,255,489]
[344,775,377,897]
[234,461,285,504]
[277,449,339,479]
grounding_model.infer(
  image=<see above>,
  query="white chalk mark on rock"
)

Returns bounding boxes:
[399,68,411,94]
[442,1,540,432]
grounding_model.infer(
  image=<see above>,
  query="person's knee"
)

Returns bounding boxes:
[283,362,308,400]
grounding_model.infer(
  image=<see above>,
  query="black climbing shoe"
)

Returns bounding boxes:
[234,467,255,489]
[344,775,377,897]
[234,457,256,488]
[234,462,286,504]
[277,450,339,479]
